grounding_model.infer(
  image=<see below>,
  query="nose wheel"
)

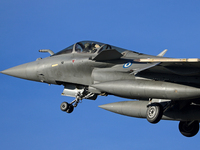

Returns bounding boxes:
[60,102,74,113]
[60,92,83,113]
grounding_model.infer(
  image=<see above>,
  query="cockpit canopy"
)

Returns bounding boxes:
[53,41,127,56]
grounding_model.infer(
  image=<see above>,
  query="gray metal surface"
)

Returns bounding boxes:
[91,79,200,100]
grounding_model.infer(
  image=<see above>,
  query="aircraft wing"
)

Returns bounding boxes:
[134,58,200,76]
[158,61,200,76]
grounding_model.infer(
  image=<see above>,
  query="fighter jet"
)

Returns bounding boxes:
[1,41,200,137]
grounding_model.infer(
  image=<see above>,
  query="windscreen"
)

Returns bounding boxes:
[53,41,129,56]
[53,44,73,56]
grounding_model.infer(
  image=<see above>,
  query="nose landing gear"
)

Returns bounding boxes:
[60,95,81,114]
[60,90,97,113]
[60,102,74,113]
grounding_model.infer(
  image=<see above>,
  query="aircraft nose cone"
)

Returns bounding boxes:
[1,63,28,79]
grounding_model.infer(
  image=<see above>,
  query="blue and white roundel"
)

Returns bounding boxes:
[123,61,132,68]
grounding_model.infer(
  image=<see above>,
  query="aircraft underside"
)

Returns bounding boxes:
[58,80,200,137]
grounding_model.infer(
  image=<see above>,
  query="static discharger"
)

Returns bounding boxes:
[134,58,200,63]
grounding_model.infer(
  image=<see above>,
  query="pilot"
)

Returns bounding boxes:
[95,44,100,49]
[83,43,91,52]
[91,43,100,53]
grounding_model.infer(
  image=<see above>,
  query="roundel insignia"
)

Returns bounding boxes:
[123,61,133,68]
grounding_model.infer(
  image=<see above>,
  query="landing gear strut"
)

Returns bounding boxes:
[179,121,199,137]
[60,90,96,113]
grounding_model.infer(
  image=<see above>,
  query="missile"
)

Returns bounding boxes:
[91,79,200,100]
[99,101,200,121]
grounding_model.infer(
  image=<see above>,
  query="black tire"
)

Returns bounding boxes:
[146,103,163,124]
[60,102,69,111]
[66,104,74,113]
[179,121,199,137]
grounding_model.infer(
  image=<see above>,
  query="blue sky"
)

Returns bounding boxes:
[1,0,200,149]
